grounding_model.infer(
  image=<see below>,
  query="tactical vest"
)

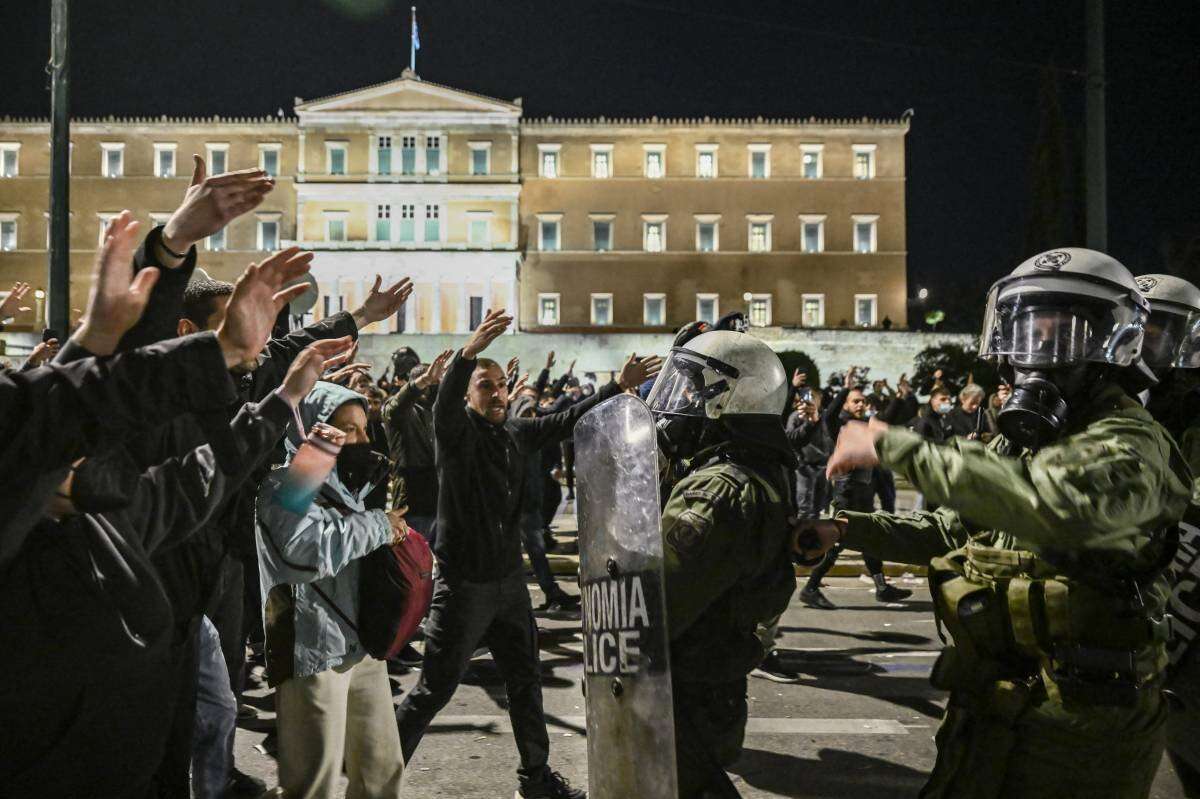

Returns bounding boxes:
[928,542,1171,710]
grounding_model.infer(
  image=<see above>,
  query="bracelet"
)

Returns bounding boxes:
[159,236,187,260]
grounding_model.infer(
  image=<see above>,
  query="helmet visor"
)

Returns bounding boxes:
[1144,307,1200,369]
[646,348,738,417]
[980,286,1146,367]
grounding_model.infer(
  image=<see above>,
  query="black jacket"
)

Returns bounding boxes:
[433,352,619,582]
[912,409,956,444]
[0,393,291,798]
[0,332,239,569]
[382,379,438,515]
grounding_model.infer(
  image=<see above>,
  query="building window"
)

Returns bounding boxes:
[257,216,280,251]
[401,136,417,175]
[101,143,124,178]
[154,143,176,178]
[206,143,229,175]
[696,294,719,325]
[591,294,613,326]
[0,217,16,251]
[424,204,441,241]
[644,144,665,178]
[800,215,826,253]
[695,145,717,178]
[375,204,392,242]
[694,215,720,252]
[0,143,19,178]
[374,135,393,173]
[469,141,492,176]
[425,135,441,175]
[399,204,415,242]
[468,214,491,248]
[800,144,823,179]
[748,144,771,179]
[326,142,347,176]
[207,227,226,251]
[259,143,281,177]
[853,214,879,253]
[644,293,666,326]
[853,144,877,179]
[538,144,561,178]
[643,216,667,253]
[855,294,878,326]
[591,144,613,179]
[469,296,485,330]
[802,294,825,327]
[747,217,773,253]
[591,216,613,252]
[538,293,560,325]
[537,214,562,251]
[748,294,772,327]
[325,213,347,242]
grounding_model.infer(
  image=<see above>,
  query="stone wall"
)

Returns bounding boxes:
[1,327,976,386]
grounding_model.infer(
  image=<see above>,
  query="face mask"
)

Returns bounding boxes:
[336,442,386,494]
[865,409,878,419]
[63,449,141,514]
[936,403,954,415]
[655,415,705,463]
[996,370,1069,450]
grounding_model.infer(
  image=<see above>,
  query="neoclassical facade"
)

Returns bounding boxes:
[0,70,909,335]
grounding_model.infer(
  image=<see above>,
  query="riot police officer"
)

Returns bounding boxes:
[818,248,1192,798]
[1135,273,1200,795]
[645,331,801,799]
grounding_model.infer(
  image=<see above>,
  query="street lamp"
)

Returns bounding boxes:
[917,287,929,301]
[34,288,46,328]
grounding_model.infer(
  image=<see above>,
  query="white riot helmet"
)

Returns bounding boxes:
[979,248,1149,369]
[1135,274,1200,370]
[647,331,788,420]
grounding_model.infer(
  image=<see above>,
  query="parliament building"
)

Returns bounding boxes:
[0,70,909,336]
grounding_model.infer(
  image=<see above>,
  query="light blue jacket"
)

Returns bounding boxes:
[256,381,393,681]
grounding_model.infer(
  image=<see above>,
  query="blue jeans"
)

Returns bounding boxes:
[521,510,560,599]
[192,616,237,798]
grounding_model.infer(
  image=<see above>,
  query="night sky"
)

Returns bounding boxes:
[3,0,1198,332]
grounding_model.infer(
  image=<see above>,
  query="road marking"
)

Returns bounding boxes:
[428,716,908,735]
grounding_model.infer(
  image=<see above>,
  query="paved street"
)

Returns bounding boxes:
[233,501,1190,798]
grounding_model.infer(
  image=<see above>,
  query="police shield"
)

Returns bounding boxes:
[575,393,678,799]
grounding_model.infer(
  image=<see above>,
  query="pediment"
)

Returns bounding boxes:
[296,72,521,116]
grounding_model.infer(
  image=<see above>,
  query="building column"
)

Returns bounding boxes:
[297,130,306,179]
[510,133,518,176]
[508,267,518,333]
[431,281,442,334]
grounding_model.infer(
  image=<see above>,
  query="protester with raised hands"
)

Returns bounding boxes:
[395,308,662,799]
[0,281,32,329]
[0,336,349,799]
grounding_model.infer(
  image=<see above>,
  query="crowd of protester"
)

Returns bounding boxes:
[0,154,1014,798]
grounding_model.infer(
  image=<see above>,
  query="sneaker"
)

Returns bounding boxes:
[542,529,559,553]
[751,651,804,683]
[236,703,258,722]
[800,586,837,610]
[517,770,586,799]
[875,583,913,603]
[225,767,267,797]
[471,646,490,659]
[394,643,423,667]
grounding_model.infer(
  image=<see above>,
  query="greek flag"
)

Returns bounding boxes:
[412,11,420,50]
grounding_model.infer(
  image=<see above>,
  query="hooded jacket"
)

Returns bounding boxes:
[256,381,394,685]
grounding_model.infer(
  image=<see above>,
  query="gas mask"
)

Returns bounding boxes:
[655,415,706,463]
[996,369,1070,450]
[336,443,387,494]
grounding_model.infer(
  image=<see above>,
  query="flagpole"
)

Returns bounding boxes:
[409,6,416,73]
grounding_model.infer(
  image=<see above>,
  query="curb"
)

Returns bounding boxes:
[529,553,926,579]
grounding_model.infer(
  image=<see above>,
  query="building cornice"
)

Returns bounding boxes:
[521,115,910,134]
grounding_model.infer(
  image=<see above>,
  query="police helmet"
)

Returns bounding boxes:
[646,330,788,420]
[979,248,1150,369]
[1134,274,1200,369]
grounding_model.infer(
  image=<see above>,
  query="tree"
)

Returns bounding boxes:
[911,342,1001,394]
[776,350,820,389]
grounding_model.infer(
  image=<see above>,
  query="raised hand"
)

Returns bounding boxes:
[416,349,454,388]
[545,350,556,371]
[618,353,664,390]
[512,372,531,397]
[278,337,355,406]
[161,156,275,258]
[567,359,576,375]
[0,282,31,320]
[461,309,512,359]
[791,368,806,388]
[73,211,160,355]
[325,362,373,386]
[506,357,520,379]
[352,275,414,328]
[216,246,313,369]
[826,417,889,480]
[24,338,60,368]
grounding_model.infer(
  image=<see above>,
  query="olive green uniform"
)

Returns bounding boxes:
[841,383,1191,799]
[660,446,796,798]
